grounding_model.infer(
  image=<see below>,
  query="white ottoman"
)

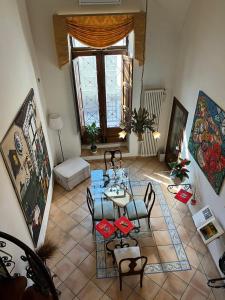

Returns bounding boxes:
[54,157,90,191]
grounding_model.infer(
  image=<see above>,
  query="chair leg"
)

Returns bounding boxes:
[119,275,122,291]
[140,272,144,288]
[148,217,150,229]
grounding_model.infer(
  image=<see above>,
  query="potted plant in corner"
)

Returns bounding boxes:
[169,158,191,185]
[85,122,99,153]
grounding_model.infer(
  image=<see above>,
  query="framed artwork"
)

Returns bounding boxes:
[0,89,51,246]
[198,219,224,244]
[166,97,188,164]
[188,91,225,194]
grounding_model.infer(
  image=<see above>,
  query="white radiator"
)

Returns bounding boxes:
[140,89,166,156]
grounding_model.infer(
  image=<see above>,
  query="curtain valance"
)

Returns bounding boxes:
[53,12,146,68]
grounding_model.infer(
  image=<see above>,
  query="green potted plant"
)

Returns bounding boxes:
[85,122,99,153]
[169,158,191,185]
[119,107,159,142]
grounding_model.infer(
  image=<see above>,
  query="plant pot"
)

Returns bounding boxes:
[170,174,185,185]
[91,144,97,153]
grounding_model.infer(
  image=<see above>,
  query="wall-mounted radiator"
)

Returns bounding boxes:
[140,89,166,156]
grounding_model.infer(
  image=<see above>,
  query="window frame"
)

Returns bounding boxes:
[71,37,132,144]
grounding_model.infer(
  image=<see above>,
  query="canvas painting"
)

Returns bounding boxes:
[0,89,51,246]
[188,90,225,194]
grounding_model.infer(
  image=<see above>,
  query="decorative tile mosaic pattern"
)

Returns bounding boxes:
[94,180,191,278]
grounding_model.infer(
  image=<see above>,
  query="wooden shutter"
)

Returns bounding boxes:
[72,58,85,136]
[122,55,133,112]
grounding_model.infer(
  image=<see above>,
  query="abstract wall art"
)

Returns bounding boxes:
[188,90,225,194]
[0,89,51,246]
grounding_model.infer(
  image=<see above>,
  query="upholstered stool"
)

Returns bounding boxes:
[54,157,90,191]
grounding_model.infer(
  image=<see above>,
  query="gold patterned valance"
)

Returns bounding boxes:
[53,12,146,68]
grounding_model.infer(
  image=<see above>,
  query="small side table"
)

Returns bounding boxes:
[167,183,191,194]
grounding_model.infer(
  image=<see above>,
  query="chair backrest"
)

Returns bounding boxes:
[104,150,122,170]
[146,189,156,219]
[86,187,94,216]
[143,182,153,204]
[118,256,147,275]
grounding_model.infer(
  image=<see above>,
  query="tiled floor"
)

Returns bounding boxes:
[47,157,224,300]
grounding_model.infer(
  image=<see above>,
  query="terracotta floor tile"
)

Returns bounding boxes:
[135,276,160,299]
[153,231,172,245]
[47,249,64,269]
[71,192,86,206]
[162,274,187,299]
[106,280,132,300]
[57,215,78,232]
[69,224,89,242]
[154,288,176,300]
[151,205,163,217]
[79,233,96,253]
[150,217,168,231]
[101,294,112,300]
[71,206,89,223]
[177,224,194,246]
[123,274,140,289]
[189,270,211,298]
[189,232,208,255]
[64,188,80,200]
[138,236,155,247]
[64,267,89,295]
[80,215,93,230]
[54,256,76,281]
[146,273,168,286]
[54,195,70,208]
[201,252,220,278]
[174,266,196,283]
[181,285,207,300]
[185,245,201,269]
[157,245,178,262]
[60,200,79,214]
[79,254,96,279]
[58,282,75,300]
[67,244,89,266]
[58,235,77,255]
[78,281,104,300]
[182,215,196,233]
[127,291,145,300]
[141,246,161,263]
[92,276,115,293]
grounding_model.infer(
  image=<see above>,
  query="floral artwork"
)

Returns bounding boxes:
[188,90,225,194]
[0,89,51,246]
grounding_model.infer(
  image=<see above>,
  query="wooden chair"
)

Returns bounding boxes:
[104,150,122,170]
[114,246,147,290]
[125,182,155,228]
[86,187,115,233]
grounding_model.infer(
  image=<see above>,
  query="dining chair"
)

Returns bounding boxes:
[86,187,115,233]
[114,246,147,290]
[125,182,155,228]
[104,150,122,170]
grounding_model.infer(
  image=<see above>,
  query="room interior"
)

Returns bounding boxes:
[0,0,225,299]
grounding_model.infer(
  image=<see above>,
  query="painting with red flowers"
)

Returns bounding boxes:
[188,91,225,194]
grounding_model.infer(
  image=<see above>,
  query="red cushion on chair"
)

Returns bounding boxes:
[0,276,27,300]
[22,286,53,300]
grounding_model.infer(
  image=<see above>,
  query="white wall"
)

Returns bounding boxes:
[0,0,53,248]
[174,0,225,268]
[26,0,181,161]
